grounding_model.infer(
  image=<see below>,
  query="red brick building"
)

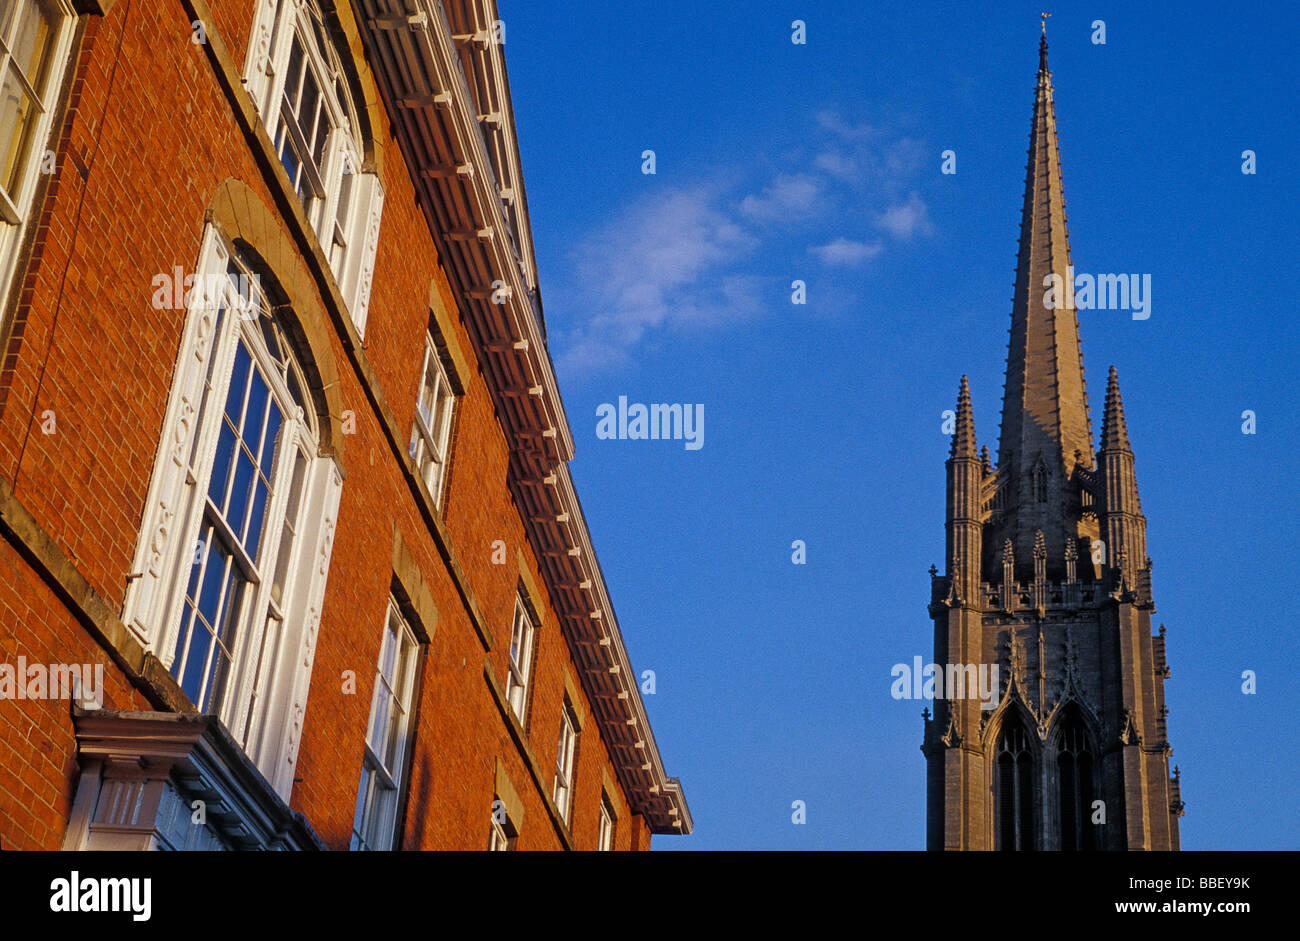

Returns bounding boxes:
[0,0,689,850]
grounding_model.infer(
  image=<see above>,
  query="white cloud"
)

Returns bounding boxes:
[550,112,936,376]
[809,238,884,267]
[556,185,761,374]
[875,192,933,241]
[813,149,859,181]
[740,173,823,221]
[815,111,878,141]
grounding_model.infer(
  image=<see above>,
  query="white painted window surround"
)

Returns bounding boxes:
[488,812,513,851]
[0,0,77,318]
[597,795,615,851]
[350,597,419,851]
[122,225,343,801]
[408,332,456,509]
[505,595,536,725]
[242,0,384,336]
[552,701,577,824]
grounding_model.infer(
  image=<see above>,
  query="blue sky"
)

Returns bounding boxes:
[500,1,1299,849]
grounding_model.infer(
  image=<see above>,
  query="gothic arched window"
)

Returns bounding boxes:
[243,0,384,335]
[1057,712,1096,851]
[1033,462,1048,503]
[996,713,1035,851]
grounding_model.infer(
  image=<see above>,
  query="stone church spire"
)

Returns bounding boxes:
[993,25,1094,574]
[926,24,1181,852]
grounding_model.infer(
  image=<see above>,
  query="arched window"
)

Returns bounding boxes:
[1057,711,1096,851]
[124,226,343,798]
[996,713,1035,851]
[243,0,384,335]
[1033,461,1048,503]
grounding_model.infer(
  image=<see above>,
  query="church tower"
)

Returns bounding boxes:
[922,22,1183,851]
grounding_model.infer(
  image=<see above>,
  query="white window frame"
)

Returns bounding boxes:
[504,595,536,726]
[242,0,383,335]
[0,0,76,316]
[351,597,420,851]
[408,333,456,509]
[598,795,615,851]
[122,225,343,800]
[552,701,578,825]
[489,806,515,851]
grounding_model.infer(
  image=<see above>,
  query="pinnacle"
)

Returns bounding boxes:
[1100,365,1133,452]
[950,375,978,459]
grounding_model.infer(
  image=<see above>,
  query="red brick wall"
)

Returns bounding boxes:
[0,0,642,851]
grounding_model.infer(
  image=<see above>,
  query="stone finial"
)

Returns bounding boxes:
[950,375,978,459]
[1100,365,1133,453]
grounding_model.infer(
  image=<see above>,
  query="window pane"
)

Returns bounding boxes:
[226,449,256,539]
[383,697,405,769]
[407,425,421,464]
[276,120,301,193]
[208,421,237,507]
[350,765,372,850]
[8,0,57,95]
[270,450,307,605]
[283,37,304,108]
[258,398,283,477]
[223,343,251,425]
[244,473,271,560]
[378,618,398,686]
[244,369,270,448]
[297,55,318,123]
[309,103,329,171]
[0,65,40,196]
[368,677,391,754]
[195,540,228,629]
[286,367,307,417]
[178,617,213,706]
[259,315,282,363]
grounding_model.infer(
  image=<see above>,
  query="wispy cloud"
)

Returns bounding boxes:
[552,110,937,376]
[557,185,760,373]
[876,192,934,240]
[810,238,884,266]
[740,173,824,221]
[815,111,878,140]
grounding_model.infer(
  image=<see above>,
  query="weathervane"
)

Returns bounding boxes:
[1041,12,1051,36]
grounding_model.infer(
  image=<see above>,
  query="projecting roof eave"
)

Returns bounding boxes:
[359,0,572,462]
[554,466,694,835]
[357,1,690,836]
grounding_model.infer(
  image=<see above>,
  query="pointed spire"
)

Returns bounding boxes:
[998,25,1093,476]
[1100,365,1133,452]
[950,375,978,459]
